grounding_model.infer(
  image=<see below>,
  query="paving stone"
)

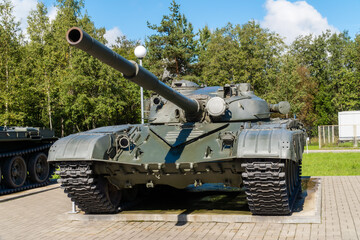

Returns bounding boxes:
[0,176,359,240]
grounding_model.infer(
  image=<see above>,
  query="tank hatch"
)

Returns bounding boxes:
[171,80,200,89]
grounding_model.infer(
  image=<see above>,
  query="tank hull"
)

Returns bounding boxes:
[49,120,305,215]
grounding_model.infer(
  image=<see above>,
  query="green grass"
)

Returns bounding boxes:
[50,166,60,180]
[302,152,360,176]
[306,142,360,150]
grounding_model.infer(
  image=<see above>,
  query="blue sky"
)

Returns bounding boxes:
[10,0,360,45]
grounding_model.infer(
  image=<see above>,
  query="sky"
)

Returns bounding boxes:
[9,0,360,45]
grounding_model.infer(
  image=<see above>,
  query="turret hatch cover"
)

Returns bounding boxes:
[150,123,228,147]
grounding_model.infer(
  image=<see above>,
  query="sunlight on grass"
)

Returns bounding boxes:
[302,152,360,176]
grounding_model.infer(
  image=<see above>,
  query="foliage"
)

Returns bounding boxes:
[145,0,197,79]
[0,0,141,137]
[199,23,242,86]
[0,0,359,137]
[0,0,23,125]
[290,32,360,126]
[199,21,284,98]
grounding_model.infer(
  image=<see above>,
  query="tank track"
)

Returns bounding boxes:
[58,162,121,214]
[241,160,301,215]
[0,143,53,158]
[0,180,51,195]
[0,144,54,195]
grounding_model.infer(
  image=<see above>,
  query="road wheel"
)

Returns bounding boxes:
[3,156,27,188]
[28,153,49,183]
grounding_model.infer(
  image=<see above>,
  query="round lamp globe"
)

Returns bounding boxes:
[134,45,147,59]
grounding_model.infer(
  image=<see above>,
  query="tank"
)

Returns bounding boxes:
[0,126,57,194]
[48,27,306,215]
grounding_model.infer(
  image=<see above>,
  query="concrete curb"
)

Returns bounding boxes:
[61,212,320,224]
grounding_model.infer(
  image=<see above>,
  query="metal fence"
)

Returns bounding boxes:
[318,125,359,148]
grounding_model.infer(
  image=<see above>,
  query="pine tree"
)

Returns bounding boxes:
[145,0,197,79]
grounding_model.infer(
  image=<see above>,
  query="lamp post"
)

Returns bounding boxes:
[134,45,147,124]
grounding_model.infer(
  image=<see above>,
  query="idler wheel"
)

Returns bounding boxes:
[286,160,294,196]
[28,153,49,183]
[3,156,27,188]
[99,177,122,209]
[285,160,300,203]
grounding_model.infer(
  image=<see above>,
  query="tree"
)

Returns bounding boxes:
[106,36,142,124]
[234,21,284,97]
[49,0,85,136]
[43,1,143,135]
[199,21,284,98]
[26,2,53,128]
[329,32,360,113]
[0,0,23,126]
[199,24,242,86]
[145,0,197,79]
[287,30,360,131]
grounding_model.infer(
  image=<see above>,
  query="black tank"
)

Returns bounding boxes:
[0,126,57,194]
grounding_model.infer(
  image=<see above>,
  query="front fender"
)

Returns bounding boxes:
[48,133,113,162]
[236,128,304,161]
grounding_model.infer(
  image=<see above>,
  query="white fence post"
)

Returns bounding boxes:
[318,126,321,149]
[306,137,309,154]
[354,125,358,147]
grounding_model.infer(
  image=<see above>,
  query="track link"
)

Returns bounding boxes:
[0,144,53,158]
[0,180,52,195]
[241,160,301,215]
[58,162,120,214]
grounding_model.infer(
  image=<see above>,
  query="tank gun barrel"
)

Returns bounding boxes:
[66,27,199,114]
[269,101,291,115]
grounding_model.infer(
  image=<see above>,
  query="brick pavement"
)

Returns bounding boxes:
[0,176,359,240]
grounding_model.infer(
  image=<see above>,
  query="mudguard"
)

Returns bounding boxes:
[237,128,304,161]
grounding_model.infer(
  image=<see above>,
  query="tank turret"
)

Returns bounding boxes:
[49,27,306,216]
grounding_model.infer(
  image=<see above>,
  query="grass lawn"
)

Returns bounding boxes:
[302,152,360,176]
[306,142,360,150]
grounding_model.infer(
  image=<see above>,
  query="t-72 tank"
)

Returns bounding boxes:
[48,27,306,215]
[0,126,57,194]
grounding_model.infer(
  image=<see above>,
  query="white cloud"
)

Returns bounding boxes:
[47,6,58,22]
[104,27,123,47]
[10,0,57,39]
[11,0,37,33]
[261,0,339,44]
